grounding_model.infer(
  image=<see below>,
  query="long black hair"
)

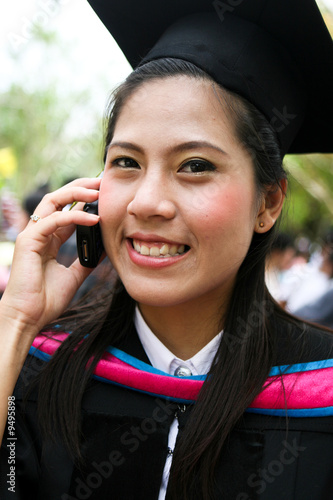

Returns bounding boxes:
[35,58,300,499]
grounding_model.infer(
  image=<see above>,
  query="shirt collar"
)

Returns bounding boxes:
[134,305,223,376]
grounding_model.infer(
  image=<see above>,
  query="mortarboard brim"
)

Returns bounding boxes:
[88,0,333,156]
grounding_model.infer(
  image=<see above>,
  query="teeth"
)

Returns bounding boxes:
[160,244,169,255]
[132,240,187,258]
[140,245,150,256]
[150,246,160,256]
[169,245,178,256]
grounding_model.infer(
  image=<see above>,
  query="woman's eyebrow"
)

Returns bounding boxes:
[108,141,143,153]
[108,140,228,156]
[172,141,228,156]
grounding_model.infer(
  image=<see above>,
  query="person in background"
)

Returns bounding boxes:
[1,193,29,241]
[265,232,296,304]
[285,228,333,313]
[293,229,333,327]
[294,287,333,329]
[0,185,50,295]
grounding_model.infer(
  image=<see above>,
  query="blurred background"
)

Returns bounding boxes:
[0,1,332,324]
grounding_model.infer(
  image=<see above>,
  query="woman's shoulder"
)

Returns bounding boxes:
[12,330,67,401]
[244,314,333,424]
[273,312,333,366]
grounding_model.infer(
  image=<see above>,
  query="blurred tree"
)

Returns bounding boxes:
[0,26,104,198]
[0,83,103,194]
[281,155,333,240]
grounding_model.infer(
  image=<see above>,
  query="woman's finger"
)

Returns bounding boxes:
[28,178,102,221]
[25,209,100,244]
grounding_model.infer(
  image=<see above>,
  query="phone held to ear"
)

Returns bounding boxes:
[76,200,104,268]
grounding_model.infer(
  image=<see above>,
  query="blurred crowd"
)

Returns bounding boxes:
[266,230,333,328]
[0,186,333,328]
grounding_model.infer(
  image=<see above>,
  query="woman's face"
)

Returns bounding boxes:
[99,77,262,310]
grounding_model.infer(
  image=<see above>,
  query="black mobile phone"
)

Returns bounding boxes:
[76,201,104,268]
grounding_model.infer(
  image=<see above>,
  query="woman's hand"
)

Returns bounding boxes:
[1,177,102,336]
[0,177,104,444]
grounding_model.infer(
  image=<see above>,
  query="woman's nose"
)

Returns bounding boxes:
[127,173,177,220]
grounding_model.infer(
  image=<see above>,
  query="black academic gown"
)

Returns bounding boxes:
[1,318,333,500]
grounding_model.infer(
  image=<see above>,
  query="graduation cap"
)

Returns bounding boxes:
[88,0,333,156]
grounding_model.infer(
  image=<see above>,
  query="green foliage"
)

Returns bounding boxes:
[0,83,103,195]
[0,25,105,198]
[281,154,333,240]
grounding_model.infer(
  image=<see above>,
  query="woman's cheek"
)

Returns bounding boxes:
[186,186,255,253]
[183,182,223,216]
[99,182,129,222]
[183,189,238,228]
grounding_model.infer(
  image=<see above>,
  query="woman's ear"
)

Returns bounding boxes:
[254,179,287,233]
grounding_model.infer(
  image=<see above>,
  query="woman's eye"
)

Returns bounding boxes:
[112,157,140,169]
[180,160,216,174]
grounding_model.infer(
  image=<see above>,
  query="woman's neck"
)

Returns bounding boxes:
[138,294,229,360]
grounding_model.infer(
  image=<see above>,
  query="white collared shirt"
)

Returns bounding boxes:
[134,306,222,500]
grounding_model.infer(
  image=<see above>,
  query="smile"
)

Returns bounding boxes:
[131,239,189,258]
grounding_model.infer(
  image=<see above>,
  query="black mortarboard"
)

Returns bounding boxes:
[87,0,333,156]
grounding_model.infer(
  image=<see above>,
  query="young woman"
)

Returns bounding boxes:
[0,1,332,499]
